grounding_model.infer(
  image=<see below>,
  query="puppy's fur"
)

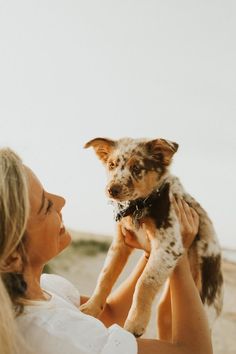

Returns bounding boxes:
[81,137,223,337]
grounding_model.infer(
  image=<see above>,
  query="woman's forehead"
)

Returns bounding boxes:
[25,167,44,209]
[24,166,42,188]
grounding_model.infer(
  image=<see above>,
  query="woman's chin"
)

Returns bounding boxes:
[59,229,72,252]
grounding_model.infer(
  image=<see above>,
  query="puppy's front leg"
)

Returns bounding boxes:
[80,223,133,317]
[124,224,183,337]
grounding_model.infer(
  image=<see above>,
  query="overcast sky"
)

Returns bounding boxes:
[0,0,235,248]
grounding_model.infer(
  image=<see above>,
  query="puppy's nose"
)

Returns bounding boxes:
[108,184,122,198]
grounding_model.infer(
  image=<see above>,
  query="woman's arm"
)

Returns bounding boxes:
[137,252,213,354]
[99,252,148,327]
[80,250,149,327]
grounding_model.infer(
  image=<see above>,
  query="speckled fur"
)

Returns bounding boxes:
[81,137,223,337]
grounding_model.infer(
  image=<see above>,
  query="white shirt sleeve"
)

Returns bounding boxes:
[18,274,138,354]
[101,324,138,354]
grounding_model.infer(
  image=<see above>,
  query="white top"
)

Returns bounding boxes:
[16,274,137,354]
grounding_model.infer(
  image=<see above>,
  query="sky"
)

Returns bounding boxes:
[0,0,235,248]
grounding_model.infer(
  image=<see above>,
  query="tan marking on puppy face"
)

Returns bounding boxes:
[106,147,165,200]
[85,137,178,201]
[131,170,160,199]
[84,138,116,163]
[105,138,175,201]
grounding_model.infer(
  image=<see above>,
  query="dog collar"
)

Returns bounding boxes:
[114,182,168,222]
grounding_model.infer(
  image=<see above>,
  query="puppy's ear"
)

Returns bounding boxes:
[84,138,116,163]
[146,138,178,165]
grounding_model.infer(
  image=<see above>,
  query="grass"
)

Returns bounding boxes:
[71,239,111,256]
[43,238,111,274]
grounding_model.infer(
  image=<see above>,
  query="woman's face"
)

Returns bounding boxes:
[24,167,71,268]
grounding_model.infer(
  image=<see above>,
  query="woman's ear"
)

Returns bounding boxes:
[1,250,24,273]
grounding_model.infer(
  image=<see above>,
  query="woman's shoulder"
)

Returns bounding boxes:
[40,273,81,307]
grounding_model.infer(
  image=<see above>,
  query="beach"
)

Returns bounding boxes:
[48,232,236,354]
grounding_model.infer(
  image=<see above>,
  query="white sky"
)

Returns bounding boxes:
[0,0,235,248]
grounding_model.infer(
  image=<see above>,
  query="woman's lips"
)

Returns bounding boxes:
[60,221,66,235]
[60,227,65,235]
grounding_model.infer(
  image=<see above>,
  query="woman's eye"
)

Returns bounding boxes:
[45,199,53,214]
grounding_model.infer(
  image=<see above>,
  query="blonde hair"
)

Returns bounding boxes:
[0,148,31,354]
[0,148,29,264]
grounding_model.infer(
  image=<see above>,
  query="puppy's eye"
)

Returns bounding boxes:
[108,161,115,170]
[132,165,142,175]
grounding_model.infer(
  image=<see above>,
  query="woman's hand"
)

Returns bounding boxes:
[121,222,151,258]
[172,197,199,249]
[122,228,148,251]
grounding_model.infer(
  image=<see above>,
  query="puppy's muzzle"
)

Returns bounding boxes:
[107,184,122,198]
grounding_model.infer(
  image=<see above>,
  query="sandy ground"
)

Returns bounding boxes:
[49,234,236,354]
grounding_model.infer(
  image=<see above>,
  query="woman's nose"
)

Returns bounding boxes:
[57,195,66,210]
[50,194,65,211]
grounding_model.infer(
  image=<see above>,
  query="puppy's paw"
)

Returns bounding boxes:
[80,299,104,318]
[124,319,146,338]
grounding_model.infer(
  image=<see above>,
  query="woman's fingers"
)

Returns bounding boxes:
[175,198,195,228]
[173,196,200,248]
[182,199,193,221]
[183,200,196,233]
[122,229,141,249]
[190,207,200,234]
[172,196,180,218]
[178,198,188,224]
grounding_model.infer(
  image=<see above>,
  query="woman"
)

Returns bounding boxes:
[0,148,213,354]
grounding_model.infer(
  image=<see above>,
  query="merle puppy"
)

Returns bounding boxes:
[80,137,223,337]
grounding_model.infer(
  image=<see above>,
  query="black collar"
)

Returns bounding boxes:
[114,182,167,222]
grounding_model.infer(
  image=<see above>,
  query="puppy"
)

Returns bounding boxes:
[80,137,223,337]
